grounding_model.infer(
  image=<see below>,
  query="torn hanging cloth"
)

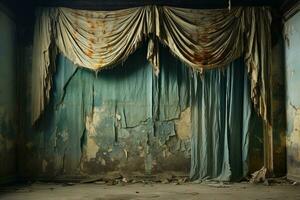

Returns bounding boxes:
[31,6,272,125]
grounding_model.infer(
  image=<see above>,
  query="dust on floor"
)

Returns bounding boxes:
[0,181,300,200]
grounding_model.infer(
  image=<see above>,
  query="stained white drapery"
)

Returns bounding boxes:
[31,6,272,125]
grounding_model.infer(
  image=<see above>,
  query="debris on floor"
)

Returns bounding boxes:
[1,182,300,200]
[77,173,190,186]
[292,181,299,186]
[250,167,267,183]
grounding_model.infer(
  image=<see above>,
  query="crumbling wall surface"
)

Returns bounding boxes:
[284,10,300,181]
[24,46,191,180]
[0,8,17,183]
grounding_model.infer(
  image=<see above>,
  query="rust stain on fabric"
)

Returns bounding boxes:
[85,49,94,58]
[89,38,95,44]
[193,50,211,65]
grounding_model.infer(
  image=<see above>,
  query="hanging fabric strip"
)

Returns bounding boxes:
[31,6,272,126]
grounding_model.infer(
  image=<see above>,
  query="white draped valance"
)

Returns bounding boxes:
[31,6,272,125]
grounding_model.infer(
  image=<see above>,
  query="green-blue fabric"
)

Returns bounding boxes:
[35,45,190,173]
[190,58,251,181]
[37,44,254,180]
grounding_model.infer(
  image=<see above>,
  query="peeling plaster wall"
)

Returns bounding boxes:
[23,46,191,180]
[0,8,17,183]
[284,10,300,181]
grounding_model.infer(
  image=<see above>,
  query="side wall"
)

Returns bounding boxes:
[0,6,17,184]
[284,9,300,181]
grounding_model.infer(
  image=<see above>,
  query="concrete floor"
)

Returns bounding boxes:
[0,182,300,200]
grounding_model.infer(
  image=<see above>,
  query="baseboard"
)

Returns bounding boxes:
[0,175,17,185]
[287,174,300,182]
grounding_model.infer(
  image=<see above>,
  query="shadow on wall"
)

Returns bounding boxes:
[0,8,17,183]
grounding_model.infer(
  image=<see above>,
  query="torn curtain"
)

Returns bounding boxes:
[31,6,272,126]
[37,44,257,180]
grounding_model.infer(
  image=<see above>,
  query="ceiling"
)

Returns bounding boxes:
[0,0,291,12]
[33,0,285,9]
[0,0,293,23]
[0,0,297,41]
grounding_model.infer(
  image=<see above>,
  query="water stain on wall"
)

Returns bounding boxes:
[175,107,191,140]
[287,108,300,176]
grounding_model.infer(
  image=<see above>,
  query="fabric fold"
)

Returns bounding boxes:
[31,6,272,126]
[190,58,251,181]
